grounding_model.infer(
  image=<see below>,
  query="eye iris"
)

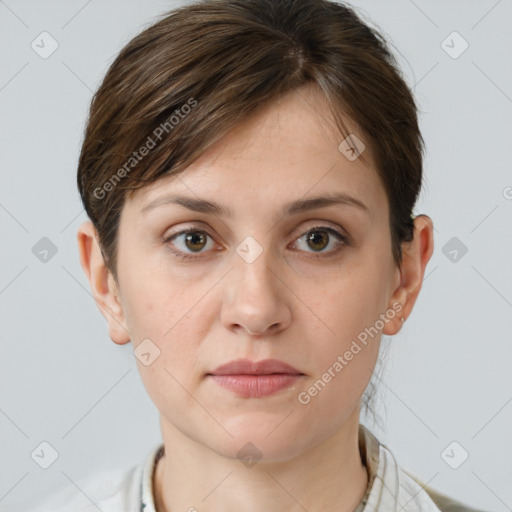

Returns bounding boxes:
[185,231,206,252]
[307,230,329,251]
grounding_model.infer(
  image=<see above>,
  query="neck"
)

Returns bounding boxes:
[154,411,368,512]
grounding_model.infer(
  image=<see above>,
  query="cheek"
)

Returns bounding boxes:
[128,283,208,409]
[300,287,382,422]
[124,273,214,370]
[298,250,389,383]
[119,264,188,336]
[308,263,386,339]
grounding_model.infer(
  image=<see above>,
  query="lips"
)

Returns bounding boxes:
[207,358,305,398]
[208,358,304,376]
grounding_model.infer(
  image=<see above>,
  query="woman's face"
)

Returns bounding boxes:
[111,84,402,461]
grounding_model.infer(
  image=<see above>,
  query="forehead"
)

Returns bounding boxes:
[125,84,387,220]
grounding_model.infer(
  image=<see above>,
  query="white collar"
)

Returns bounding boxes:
[138,425,441,512]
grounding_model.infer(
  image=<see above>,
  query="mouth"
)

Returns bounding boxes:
[206,358,305,398]
[208,358,304,376]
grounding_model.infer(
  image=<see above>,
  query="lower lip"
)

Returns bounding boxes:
[208,374,303,398]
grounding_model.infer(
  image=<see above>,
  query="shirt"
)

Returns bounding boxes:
[28,424,483,512]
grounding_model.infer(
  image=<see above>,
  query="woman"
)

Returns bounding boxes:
[34,0,483,510]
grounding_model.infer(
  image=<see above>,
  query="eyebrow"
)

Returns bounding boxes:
[140,192,370,217]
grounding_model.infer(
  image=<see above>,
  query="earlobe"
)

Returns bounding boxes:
[383,215,434,336]
[76,220,131,345]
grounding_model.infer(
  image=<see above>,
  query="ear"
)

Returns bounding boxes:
[383,214,434,335]
[76,220,131,345]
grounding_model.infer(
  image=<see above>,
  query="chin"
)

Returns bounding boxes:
[206,419,314,464]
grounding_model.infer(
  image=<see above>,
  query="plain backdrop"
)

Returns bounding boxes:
[1,0,511,510]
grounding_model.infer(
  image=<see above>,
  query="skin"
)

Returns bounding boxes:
[77,83,434,512]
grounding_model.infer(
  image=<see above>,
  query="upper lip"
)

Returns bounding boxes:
[208,358,304,376]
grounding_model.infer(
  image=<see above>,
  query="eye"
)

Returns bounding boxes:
[292,226,348,255]
[163,225,349,261]
[163,228,215,260]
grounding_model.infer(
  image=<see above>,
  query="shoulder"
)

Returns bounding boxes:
[404,470,489,512]
[360,425,485,512]
[26,464,142,512]
[380,442,485,512]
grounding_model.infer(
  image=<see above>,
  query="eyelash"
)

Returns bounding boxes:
[162,225,349,261]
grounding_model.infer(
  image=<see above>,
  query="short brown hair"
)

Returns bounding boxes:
[77,0,423,283]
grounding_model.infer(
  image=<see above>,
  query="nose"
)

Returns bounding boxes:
[220,242,291,337]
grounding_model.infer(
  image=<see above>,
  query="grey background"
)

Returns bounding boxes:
[1,0,511,510]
